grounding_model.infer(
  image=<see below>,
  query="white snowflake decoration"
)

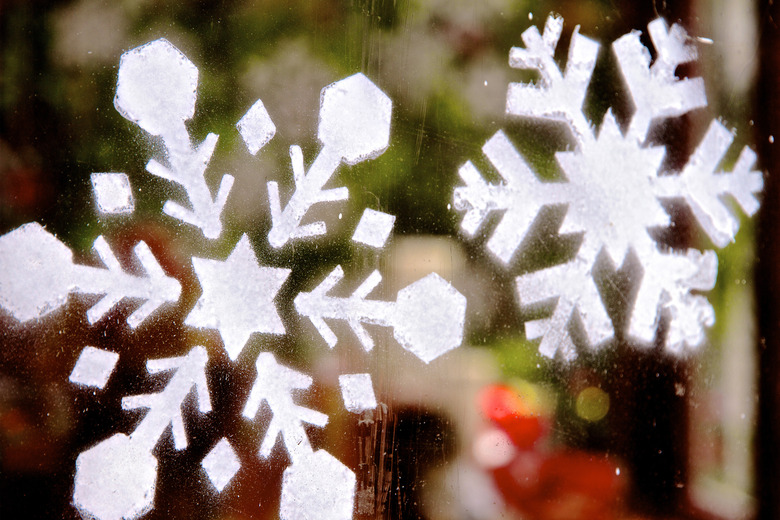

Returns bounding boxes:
[91,172,135,214]
[338,373,378,413]
[185,234,291,361]
[0,37,466,520]
[69,346,120,389]
[202,438,240,493]
[454,15,762,360]
[73,346,212,518]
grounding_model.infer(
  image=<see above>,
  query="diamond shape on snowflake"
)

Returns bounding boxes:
[69,346,120,389]
[202,438,240,493]
[91,173,135,214]
[454,14,762,359]
[352,208,395,248]
[237,99,276,155]
[338,373,377,413]
[185,235,291,361]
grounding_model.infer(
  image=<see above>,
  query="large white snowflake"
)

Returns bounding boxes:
[0,38,466,520]
[454,15,762,360]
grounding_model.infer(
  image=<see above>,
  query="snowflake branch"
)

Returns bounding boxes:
[0,223,181,328]
[506,14,599,145]
[115,39,235,239]
[653,120,762,247]
[241,352,328,463]
[516,257,612,360]
[613,18,706,143]
[629,249,717,353]
[122,346,211,451]
[264,73,391,248]
[76,236,181,328]
[295,266,466,363]
[267,146,346,247]
[453,130,569,265]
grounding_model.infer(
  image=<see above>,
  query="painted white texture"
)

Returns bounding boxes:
[123,346,212,450]
[73,433,158,520]
[72,348,211,520]
[266,73,391,248]
[242,352,328,462]
[0,223,181,328]
[69,346,119,389]
[338,373,377,413]
[114,38,197,137]
[653,120,763,247]
[91,172,134,214]
[237,99,276,155]
[202,438,240,493]
[612,18,707,142]
[455,14,762,358]
[294,267,466,363]
[317,73,391,165]
[351,208,395,248]
[185,235,291,361]
[506,14,599,144]
[115,39,234,239]
[279,449,356,520]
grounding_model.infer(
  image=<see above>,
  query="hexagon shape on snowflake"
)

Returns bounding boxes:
[0,223,75,322]
[114,38,198,137]
[280,450,356,520]
[393,273,467,363]
[318,73,391,165]
[73,433,158,520]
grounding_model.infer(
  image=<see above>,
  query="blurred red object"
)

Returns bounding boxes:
[477,384,626,520]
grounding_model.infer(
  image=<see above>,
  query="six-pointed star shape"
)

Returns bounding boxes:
[186,235,291,360]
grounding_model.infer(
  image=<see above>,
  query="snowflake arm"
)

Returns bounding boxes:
[516,256,612,360]
[506,14,599,144]
[653,120,763,247]
[74,347,211,520]
[241,353,357,519]
[261,73,391,248]
[115,39,237,239]
[0,223,180,328]
[613,19,707,143]
[122,346,211,451]
[294,266,466,363]
[242,352,328,462]
[453,130,570,264]
[81,236,182,328]
[629,249,717,354]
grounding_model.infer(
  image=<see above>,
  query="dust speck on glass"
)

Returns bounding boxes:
[0,1,768,520]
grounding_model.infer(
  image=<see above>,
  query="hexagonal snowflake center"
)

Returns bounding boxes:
[556,113,669,260]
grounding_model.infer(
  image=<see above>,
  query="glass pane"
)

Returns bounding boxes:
[0,1,768,519]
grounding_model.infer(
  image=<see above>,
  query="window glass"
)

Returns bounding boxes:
[0,1,770,519]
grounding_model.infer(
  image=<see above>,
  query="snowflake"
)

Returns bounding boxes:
[453,15,762,360]
[0,38,467,519]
